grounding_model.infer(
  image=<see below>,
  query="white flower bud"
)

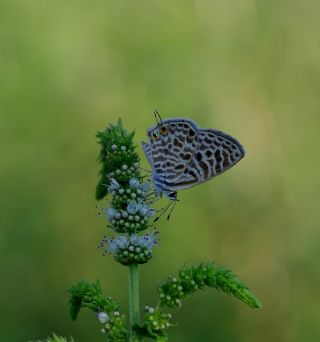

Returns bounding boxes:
[98,312,109,324]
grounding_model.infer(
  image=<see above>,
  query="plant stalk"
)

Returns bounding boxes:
[129,263,141,341]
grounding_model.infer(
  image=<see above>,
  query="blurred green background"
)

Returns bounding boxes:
[1,1,320,341]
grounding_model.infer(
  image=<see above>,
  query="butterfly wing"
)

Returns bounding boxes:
[168,128,245,190]
[142,141,154,166]
[147,119,199,190]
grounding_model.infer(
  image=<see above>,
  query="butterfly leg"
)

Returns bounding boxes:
[154,195,179,222]
[154,200,172,222]
[166,197,179,221]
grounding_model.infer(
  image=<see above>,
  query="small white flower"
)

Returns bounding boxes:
[130,234,139,245]
[121,210,128,218]
[116,236,129,249]
[108,178,120,193]
[129,178,140,189]
[139,203,150,216]
[138,231,159,250]
[98,312,109,324]
[127,200,139,214]
[111,145,117,151]
[106,238,118,254]
[141,182,150,192]
[120,146,126,151]
[104,236,129,255]
[107,208,117,221]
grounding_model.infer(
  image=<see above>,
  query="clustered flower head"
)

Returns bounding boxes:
[106,180,154,234]
[96,119,140,200]
[99,230,159,265]
[96,120,158,264]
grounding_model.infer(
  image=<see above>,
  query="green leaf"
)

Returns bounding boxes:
[214,267,262,309]
[30,333,74,342]
[67,279,129,341]
[67,279,119,320]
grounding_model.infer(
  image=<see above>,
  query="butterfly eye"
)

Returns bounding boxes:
[151,129,160,141]
[159,124,169,136]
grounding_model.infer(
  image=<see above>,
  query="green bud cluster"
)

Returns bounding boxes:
[96,119,140,200]
[159,263,261,309]
[100,310,128,342]
[114,244,152,266]
[159,276,184,308]
[97,120,154,236]
[109,185,150,234]
[110,179,145,210]
[143,307,171,337]
[108,162,140,185]
[67,280,129,340]
[133,307,172,341]
[110,213,148,234]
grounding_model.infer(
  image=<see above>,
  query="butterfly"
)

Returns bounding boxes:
[142,112,245,202]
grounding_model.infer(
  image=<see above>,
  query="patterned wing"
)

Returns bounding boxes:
[169,129,245,190]
[142,141,154,166]
[148,119,199,189]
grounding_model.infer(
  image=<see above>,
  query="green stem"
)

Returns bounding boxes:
[129,263,141,341]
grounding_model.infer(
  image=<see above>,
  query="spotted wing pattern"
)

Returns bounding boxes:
[149,119,198,188]
[142,141,154,166]
[169,129,245,190]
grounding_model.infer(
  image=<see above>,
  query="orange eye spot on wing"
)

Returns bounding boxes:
[159,124,169,136]
[151,129,160,141]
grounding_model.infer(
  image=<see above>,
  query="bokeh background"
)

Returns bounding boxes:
[1,1,320,341]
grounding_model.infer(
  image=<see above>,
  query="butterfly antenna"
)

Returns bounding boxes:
[153,108,163,125]
[153,110,160,125]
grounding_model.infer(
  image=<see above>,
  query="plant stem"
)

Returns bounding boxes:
[129,263,140,341]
